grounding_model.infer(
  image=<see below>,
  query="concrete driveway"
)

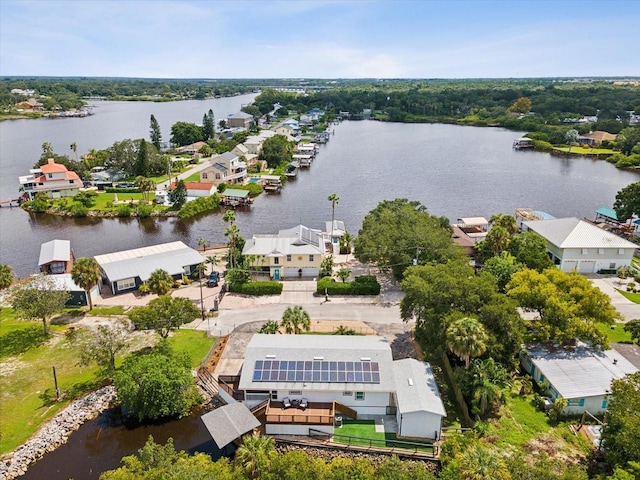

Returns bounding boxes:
[591,276,640,321]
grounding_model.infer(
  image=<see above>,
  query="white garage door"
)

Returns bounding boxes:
[578,261,596,273]
[563,261,578,272]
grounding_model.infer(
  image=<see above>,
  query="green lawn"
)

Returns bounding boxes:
[335,419,435,452]
[598,322,633,343]
[184,172,202,182]
[489,393,552,448]
[616,288,640,305]
[0,309,215,453]
[553,146,615,155]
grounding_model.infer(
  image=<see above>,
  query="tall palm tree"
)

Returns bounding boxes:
[445,316,488,369]
[223,209,237,268]
[71,257,101,310]
[280,305,311,334]
[328,193,339,243]
[206,255,219,274]
[234,432,276,479]
[135,176,156,203]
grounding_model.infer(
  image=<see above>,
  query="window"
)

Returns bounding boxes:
[286,255,292,262]
[610,263,616,269]
[271,391,277,400]
[202,173,208,179]
[601,399,608,409]
[619,249,625,255]
[581,249,588,255]
[567,398,585,407]
[215,173,221,180]
[598,248,604,255]
[309,255,314,262]
[117,278,136,290]
[48,173,53,179]
[342,391,352,396]
[289,390,302,396]
[274,257,279,265]
[69,180,74,184]
[355,392,365,401]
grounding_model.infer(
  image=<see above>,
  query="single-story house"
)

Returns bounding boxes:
[242,225,326,280]
[170,181,217,198]
[236,334,446,439]
[39,239,74,275]
[176,141,208,156]
[577,131,617,147]
[48,274,100,307]
[521,342,638,415]
[94,241,204,295]
[522,217,637,273]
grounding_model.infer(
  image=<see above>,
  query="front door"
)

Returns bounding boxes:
[274,269,280,280]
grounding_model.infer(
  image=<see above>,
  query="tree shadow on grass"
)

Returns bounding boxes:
[0,326,47,357]
[38,379,108,407]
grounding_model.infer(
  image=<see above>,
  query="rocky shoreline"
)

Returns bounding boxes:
[0,386,117,480]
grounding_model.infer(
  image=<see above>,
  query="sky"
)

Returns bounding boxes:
[1,0,639,79]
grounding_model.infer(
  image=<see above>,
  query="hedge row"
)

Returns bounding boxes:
[317,275,380,295]
[177,194,220,219]
[229,281,283,295]
[104,187,142,193]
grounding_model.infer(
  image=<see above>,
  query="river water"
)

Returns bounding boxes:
[1,101,638,278]
[2,97,640,478]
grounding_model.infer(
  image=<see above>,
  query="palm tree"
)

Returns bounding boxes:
[135,176,156,203]
[147,269,174,296]
[234,432,276,479]
[445,316,488,368]
[223,209,237,268]
[488,213,517,236]
[335,267,351,283]
[206,255,219,273]
[341,231,354,260]
[456,444,511,480]
[0,263,14,290]
[258,320,280,334]
[328,193,339,244]
[280,305,311,334]
[197,238,209,252]
[71,257,101,310]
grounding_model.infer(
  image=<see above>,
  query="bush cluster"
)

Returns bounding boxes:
[177,194,220,219]
[228,182,264,197]
[317,275,380,295]
[229,281,283,295]
[105,187,142,193]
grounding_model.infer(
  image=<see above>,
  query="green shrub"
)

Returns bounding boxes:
[317,275,380,295]
[177,194,220,219]
[70,204,89,217]
[532,139,553,151]
[229,281,283,295]
[232,183,264,197]
[117,204,132,217]
[136,204,154,218]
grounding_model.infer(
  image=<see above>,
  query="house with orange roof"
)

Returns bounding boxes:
[19,158,83,199]
[577,130,617,147]
[169,181,217,198]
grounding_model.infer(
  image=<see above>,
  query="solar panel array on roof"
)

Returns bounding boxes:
[252,359,380,384]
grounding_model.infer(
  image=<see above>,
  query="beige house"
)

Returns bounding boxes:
[227,111,254,129]
[19,158,83,199]
[199,152,247,186]
[577,131,617,147]
[242,225,327,280]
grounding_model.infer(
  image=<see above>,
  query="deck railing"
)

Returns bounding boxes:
[309,428,438,457]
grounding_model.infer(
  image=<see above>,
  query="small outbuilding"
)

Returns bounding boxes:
[38,239,73,274]
[200,403,261,449]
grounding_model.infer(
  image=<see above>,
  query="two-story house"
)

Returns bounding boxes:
[19,158,83,199]
[199,152,247,186]
[242,225,327,280]
[227,111,254,129]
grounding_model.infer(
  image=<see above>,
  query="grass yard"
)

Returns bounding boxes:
[335,419,435,453]
[86,306,126,316]
[0,308,215,454]
[597,322,633,343]
[616,288,640,305]
[488,393,552,448]
[553,146,615,155]
[184,172,202,182]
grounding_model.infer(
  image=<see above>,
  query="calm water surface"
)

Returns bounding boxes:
[2,107,639,278]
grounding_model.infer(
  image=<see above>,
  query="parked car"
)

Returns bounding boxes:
[206,271,220,287]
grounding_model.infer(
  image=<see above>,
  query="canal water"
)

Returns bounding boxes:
[1,104,638,278]
[20,406,223,480]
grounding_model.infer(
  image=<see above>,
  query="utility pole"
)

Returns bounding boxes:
[52,366,60,401]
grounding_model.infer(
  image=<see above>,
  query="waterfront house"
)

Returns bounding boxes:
[242,225,326,280]
[176,141,208,156]
[227,111,254,129]
[19,158,83,200]
[220,188,252,207]
[94,241,203,295]
[200,152,247,186]
[39,239,73,274]
[522,217,637,273]
[232,334,446,439]
[261,175,282,193]
[243,136,264,155]
[577,131,617,147]
[452,217,489,244]
[170,181,217,198]
[521,341,638,415]
[325,220,346,255]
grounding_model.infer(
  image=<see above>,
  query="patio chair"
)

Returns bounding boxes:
[282,397,291,410]
[299,398,308,410]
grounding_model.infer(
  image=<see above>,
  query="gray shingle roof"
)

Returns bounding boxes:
[393,359,447,417]
[525,342,638,399]
[200,403,260,448]
[239,334,396,393]
[524,217,637,249]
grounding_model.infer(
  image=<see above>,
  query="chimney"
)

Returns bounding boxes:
[47,158,55,164]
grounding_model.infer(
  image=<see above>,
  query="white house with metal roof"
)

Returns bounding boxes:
[521,342,638,415]
[237,334,446,439]
[94,241,204,295]
[242,225,327,280]
[38,239,73,274]
[523,217,637,273]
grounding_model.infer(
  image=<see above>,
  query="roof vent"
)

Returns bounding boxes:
[266,354,276,359]
[613,359,618,365]
[361,357,371,361]
[314,356,324,360]
[408,378,414,386]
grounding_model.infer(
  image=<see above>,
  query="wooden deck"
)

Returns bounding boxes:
[266,401,335,425]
